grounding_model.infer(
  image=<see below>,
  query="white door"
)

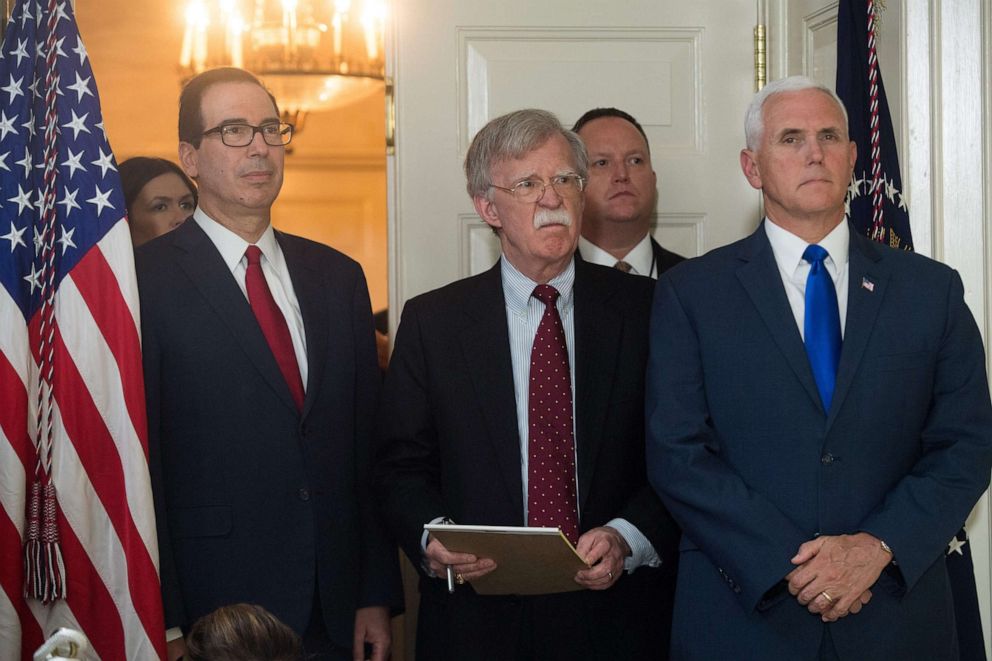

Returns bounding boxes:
[388,1,762,309]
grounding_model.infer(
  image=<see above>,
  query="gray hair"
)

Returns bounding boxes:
[744,76,849,150]
[464,109,588,199]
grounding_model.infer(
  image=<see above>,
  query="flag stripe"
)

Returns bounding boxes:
[58,260,157,549]
[50,324,164,656]
[0,449,43,661]
[0,284,38,660]
[98,221,143,344]
[69,236,148,454]
[0,282,32,467]
[44,509,125,661]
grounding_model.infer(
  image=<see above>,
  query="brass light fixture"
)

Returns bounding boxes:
[180,0,387,133]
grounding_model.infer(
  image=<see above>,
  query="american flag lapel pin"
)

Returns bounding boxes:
[861,277,875,293]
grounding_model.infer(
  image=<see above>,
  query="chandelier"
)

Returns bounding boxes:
[179,0,387,131]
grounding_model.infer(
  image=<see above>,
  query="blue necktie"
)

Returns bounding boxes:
[803,244,841,411]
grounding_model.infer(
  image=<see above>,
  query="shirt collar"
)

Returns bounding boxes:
[764,216,850,276]
[622,233,655,275]
[578,233,653,276]
[501,256,576,316]
[193,207,279,273]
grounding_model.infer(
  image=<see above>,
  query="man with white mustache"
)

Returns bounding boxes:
[533,207,573,229]
[374,108,678,660]
[136,67,401,661]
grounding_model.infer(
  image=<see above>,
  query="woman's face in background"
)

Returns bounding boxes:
[128,172,195,246]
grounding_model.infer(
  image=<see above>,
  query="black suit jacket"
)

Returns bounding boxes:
[137,219,401,645]
[650,236,685,276]
[374,258,678,660]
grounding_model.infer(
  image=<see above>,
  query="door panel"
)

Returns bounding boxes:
[390,1,761,306]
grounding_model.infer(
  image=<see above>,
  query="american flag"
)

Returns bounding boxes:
[0,1,165,658]
[836,0,913,250]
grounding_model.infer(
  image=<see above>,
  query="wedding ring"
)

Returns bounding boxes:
[820,591,834,604]
[455,573,465,585]
[608,571,614,580]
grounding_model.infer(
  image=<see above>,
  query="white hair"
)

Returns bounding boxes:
[744,76,849,150]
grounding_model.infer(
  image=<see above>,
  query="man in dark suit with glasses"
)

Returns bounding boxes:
[137,67,401,661]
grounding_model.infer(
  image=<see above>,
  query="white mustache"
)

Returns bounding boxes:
[533,208,573,229]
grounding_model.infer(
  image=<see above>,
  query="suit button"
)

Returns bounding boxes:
[820,453,834,464]
[298,488,311,501]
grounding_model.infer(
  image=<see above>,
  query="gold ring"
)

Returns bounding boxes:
[608,571,614,580]
[455,573,465,585]
[820,591,834,604]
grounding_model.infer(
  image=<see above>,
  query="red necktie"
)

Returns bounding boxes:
[527,284,579,544]
[245,245,305,411]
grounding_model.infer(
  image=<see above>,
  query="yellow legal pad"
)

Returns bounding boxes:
[424,524,590,595]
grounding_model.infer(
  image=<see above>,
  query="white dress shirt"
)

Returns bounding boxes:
[193,208,308,388]
[764,217,850,339]
[500,256,659,571]
[579,233,657,279]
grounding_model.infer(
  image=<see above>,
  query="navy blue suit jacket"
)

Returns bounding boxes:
[646,222,992,660]
[137,219,401,645]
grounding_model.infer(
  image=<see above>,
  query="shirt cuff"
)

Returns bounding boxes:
[606,518,661,572]
[165,627,184,643]
[421,516,450,553]
[420,516,451,578]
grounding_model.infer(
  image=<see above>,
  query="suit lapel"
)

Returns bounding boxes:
[826,230,888,429]
[173,221,299,414]
[735,225,824,411]
[278,232,327,421]
[458,263,525,518]
[573,260,621,514]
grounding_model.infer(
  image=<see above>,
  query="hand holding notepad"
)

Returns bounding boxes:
[424,524,592,595]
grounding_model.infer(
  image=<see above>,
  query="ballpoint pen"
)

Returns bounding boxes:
[446,565,455,593]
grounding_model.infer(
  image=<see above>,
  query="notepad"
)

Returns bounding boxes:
[424,524,590,595]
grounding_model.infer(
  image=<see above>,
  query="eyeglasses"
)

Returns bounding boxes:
[202,122,295,147]
[489,174,585,204]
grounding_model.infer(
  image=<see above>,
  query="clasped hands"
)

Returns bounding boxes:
[785,532,891,622]
[424,526,629,591]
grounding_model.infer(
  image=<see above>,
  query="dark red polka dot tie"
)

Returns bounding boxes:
[527,284,579,544]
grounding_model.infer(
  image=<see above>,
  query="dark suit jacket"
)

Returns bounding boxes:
[646,222,992,660]
[374,258,678,660]
[137,219,401,646]
[651,236,685,276]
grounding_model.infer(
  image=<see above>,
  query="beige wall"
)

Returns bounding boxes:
[75,1,389,312]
